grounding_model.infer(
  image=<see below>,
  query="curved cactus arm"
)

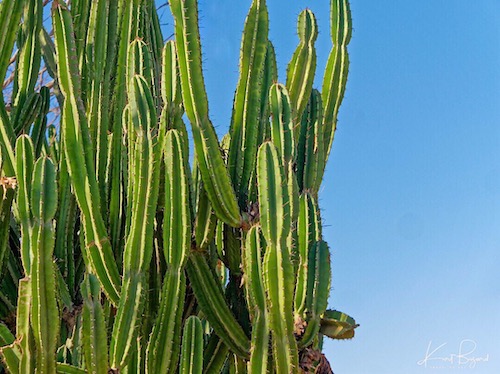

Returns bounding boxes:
[227,0,269,208]
[15,135,34,273]
[243,225,269,373]
[52,0,121,304]
[320,309,358,340]
[169,0,241,227]
[81,274,109,374]
[257,142,298,373]
[179,316,204,374]
[322,0,352,160]
[30,157,59,374]
[186,251,251,358]
[110,75,161,370]
[299,240,331,348]
[286,9,318,133]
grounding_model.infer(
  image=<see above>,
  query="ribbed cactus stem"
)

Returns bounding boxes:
[322,0,352,160]
[169,0,241,227]
[52,0,121,304]
[228,0,269,209]
[257,142,298,373]
[81,274,109,374]
[287,9,318,137]
[15,135,34,273]
[243,226,269,373]
[179,316,204,374]
[269,83,296,167]
[30,157,59,374]
[110,75,161,369]
[17,278,34,373]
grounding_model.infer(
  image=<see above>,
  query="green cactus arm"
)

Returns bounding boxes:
[30,86,50,157]
[286,9,318,134]
[56,363,88,374]
[109,273,144,370]
[269,84,296,166]
[194,181,217,250]
[322,0,352,160]
[227,0,269,208]
[15,135,34,273]
[163,129,191,267]
[186,251,251,358]
[243,225,269,374]
[146,270,186,374]
[0,178,15,274]
[286,162,300,274]
[85,0,113,216]
[52,0,121,304]
[30,157,59,374]
[12,92,43,136]
[108,0,135,252]
[296,89,324,193]
[203,334,230,374]
[257,141,290,246]
[81,274,109,374]
[0,40,16,177]
[0,339,20,374]
[263,242,299,374]
[179,316,204,374]
[258,42,277,145]
[110,75,161,370]
[295,192,322,318]
[162,40,182,108]
[53,149,78,298]
[16,278,35,373]
[12,0,42,120]
[169,0,241,227]
[320,309,358,340]
[0,0,24,133]
[257,142,298,373]
[299,240,331,348]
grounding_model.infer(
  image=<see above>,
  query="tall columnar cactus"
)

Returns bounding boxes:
[0,0,357,373]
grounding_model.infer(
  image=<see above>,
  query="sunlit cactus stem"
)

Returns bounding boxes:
[0,0,357,372]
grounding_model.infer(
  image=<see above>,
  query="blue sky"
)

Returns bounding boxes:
[160,1,500,372]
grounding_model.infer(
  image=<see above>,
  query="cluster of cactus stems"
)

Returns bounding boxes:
[0,0,358,372]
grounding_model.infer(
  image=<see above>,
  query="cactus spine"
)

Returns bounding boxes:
[0,0,357,372]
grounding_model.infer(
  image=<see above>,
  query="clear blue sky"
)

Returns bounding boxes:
[161,1,499,372]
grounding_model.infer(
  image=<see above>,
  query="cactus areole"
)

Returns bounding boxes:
[0,0,357,372]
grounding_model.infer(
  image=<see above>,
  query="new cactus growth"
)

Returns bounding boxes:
[0,0,357,372]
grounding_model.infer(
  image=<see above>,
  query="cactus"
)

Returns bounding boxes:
[0,0,357,372]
